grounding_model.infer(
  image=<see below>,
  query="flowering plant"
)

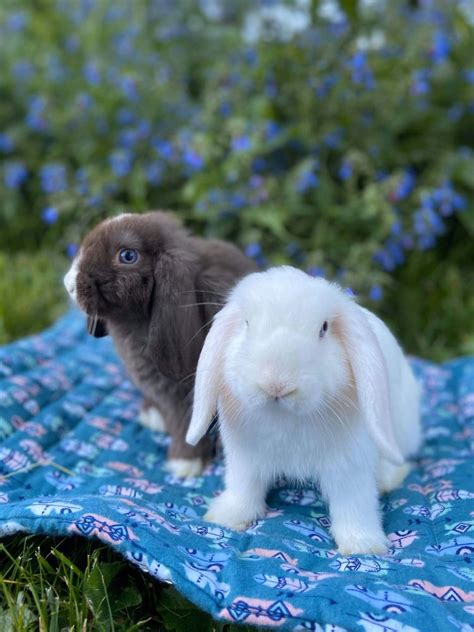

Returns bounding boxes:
[0,0,473,356]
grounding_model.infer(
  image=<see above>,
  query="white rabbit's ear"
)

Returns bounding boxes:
[338,303,404,465]
[186,303,240,446]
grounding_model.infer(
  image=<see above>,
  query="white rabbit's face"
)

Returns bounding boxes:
[223,268,352,418]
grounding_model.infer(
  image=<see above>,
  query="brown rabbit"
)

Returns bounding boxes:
[64,211,256,477]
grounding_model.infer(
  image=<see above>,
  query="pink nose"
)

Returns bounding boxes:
[257,381,297,400]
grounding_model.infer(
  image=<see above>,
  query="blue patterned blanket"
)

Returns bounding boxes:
[0,310,473,631]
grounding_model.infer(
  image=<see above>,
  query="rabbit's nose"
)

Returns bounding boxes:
[257,381,297,400]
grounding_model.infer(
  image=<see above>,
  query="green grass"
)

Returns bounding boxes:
[0,251,68,345]
[0,535,255,631]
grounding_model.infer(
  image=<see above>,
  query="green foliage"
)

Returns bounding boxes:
[0,251,67,345]
[0,0,472,356]
[0,535,253,631]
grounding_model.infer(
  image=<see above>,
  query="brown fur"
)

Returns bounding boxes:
[74,211,257,461]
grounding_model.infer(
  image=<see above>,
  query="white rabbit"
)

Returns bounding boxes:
[186,266,421,555]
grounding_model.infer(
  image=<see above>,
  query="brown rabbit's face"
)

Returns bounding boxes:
[64,213,173,320]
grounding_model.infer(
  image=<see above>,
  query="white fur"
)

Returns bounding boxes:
[138,406,166,432]
[63,251,82,303]
[165,458,203,478]
[107,212,134,224]
[187,266,422,555]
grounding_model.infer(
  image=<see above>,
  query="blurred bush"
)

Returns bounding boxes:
[0,0,473,357]
[0,251,66,344]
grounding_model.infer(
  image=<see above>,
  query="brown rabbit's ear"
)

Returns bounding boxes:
[146,251,204,381]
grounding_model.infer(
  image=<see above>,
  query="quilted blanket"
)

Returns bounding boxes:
[0,310,473,631]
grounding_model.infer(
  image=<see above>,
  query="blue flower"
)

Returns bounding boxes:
[113,31,134,57]
[4,162,27,189]
[463,70,474,84]
[83,61,101,86]
[418,234,435,250]
[26,95,47,131]
[40,163,67,194]
[75,168,89,195]
[347,51,375,90]
[431,181,466,216]
[137,119,151,139]
[183,148,204,171]
[245,243,262,258]
[85,194,103,208]
[316,74,338,98]
[12,60,34,81]
[369,285,383,302]
[145,162,163,185]
[373,249,395,272]
[219,102,232,117]
[401,234,414,250]
[286,242,305,263]
[230,194,246,210]
[266,81,278,98]
[118,129,139,148]
[307,266,325,278]
[265,121,281,141]
[392,169,416,201]
[386,239,406,265]
[208,189,224,204]
[339,160,352,181]
[447,104,463,122]
[231,136,252,152]
[244,48,258,66]
[410,69,430,96]
[251,157,267,173]
[64,35,79,52]
[296,171,319,193]
[431,30,450,64]
[75,92,94,110]
[120,75,138,101]
[0,133,14,153]
[109,150,132,177]
[424,207,445,235]
[6,11,28,32]
[41,206,59,225]
[323,128,343,149]
[116,108,135,125]
[66,243,79,258]
[390,220,402,236]
[47,55,66,82]
[153,139,174,160]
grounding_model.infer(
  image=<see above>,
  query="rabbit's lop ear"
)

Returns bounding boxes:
[186,303,239,446]
[338,303,404,465]
[147,253,204,381]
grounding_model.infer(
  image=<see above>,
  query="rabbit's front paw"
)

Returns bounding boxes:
[336,529,389,556]
[205,491,264,531]
[139,406,166,432]
[165,457,203,478]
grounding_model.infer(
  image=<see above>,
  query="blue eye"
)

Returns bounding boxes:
[118,248,139,264]
[319,320,328,338]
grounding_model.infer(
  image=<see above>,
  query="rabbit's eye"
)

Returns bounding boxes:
[118,248,139,264]
[319,320,328,338]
